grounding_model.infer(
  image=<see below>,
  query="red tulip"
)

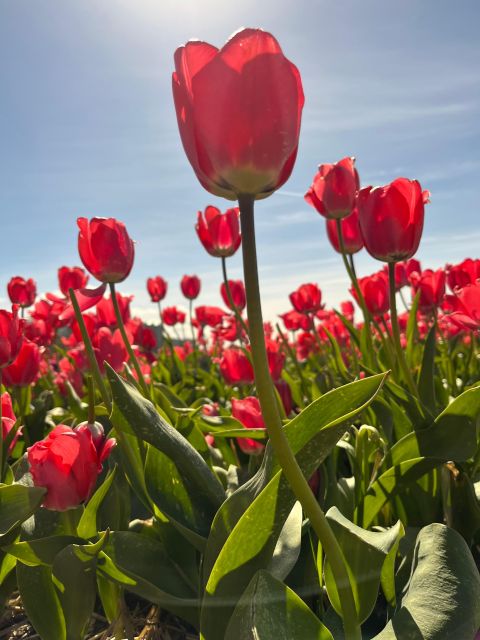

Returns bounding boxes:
[352,272,390,317]
[58,267,89,297]
[220,280,246,311]
[219,348,254,385]
[0,307,23,368]
[93,327,128,374]
[172,28,304,200]
[147,276,168,302]
[325,206,364,254]
[181,275,201,300]
[1,392,21,453]
[7,277,36,308]
[383,258,422,290]
[162,306,186,326]
[195,306,226,328]
[410,269,445,311]
[196,206,241,257]
[305,157,359,219]
[446,258,480,292]
[77,217,135,283]
[289,283,322,314]
[2,340,41,386]
[357,178,429,262]
[231,396,265,455]
[340,301,355,321]
[266,339,285,381]
[446,281,480,330]
[279,310,311,332]
[27,422,115,511]
[96,294,132,327]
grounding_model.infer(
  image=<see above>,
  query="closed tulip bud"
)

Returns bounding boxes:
[2,340,41,386]
[325,206,364,254]
[181,275,201,300]
[220,280,246,311]
[27,423,115,511]
[357,178,429,262]
[196,206,241,257]
[0,306,24,368]
[409,268,445,311]
[289,283,322,314]
[147,276,168,302]
[305,157,360,219]
[58,266,88,297]
[7,277,36,308]
[352,272,390,317]
[172,28,304,200]
[77,217,135,283]
[231,396,265,455]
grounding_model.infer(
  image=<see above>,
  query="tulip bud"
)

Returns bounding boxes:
[147,276,168,302]
[58,266,89,297]
[7,277,37,308]
[196,206,241,257]
[181,275,201,300]
[305,157,360,220]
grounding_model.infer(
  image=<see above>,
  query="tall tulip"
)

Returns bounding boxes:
[147,276,168,303]
[7,277,36,308]
[305,157,359,219]
[180,275,201,300]
[196,206,241,257]
[326,207,363,254]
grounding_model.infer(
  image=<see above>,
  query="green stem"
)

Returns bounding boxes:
[221,256,249,338]
[109,283,149,398]
[387,263,421,400]
[69,288,112,413]
[239,195,361,640]
[189,298,198,371]
[87,376,95,424]
[61,508,78,535]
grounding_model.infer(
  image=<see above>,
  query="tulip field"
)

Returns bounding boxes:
[1,27,480,640]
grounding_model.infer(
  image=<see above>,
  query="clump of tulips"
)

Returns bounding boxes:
[0,27,478,640]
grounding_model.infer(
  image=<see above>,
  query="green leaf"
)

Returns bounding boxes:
[3,535,82,566]
[0,484,46,539]
[201,374,387,640]
[77,466,117,539]
[406,290,420,367]
[324,507,403,624]
[373,523,480,639]
[266,501,302,581]
[417,324,437,414]
[17,563,66,640]
[106,366,224,522]
[224,570,333,640]
[98,530,199,628]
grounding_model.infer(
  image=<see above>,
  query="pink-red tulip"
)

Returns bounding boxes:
[195,306,226,328]
[0,307,23,369]
[180,275,201,300]
[219,348,254,385]
[410,269,446,311]
[289,283,322,314]
[172,28,304,200]
[162,306,186,326]
[27,422,115,511]
[196,206,241,257]
[147,276,168,303]
[1,392,21,453]
[96,294,132,327]
[58,267,89,297]
[325,206,364,254]
[7,277,36,308]
[446,258,480,292]
[446,281,480,330]
[220,280,246,311]
[305,157,359,219]
[231,396,265,455]
[357,178,429,262]
[2,340,41,386]
[77,217,135,283]
[352,272,390,317]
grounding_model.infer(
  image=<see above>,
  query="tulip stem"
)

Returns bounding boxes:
[109,283,149,398]
[221,257,249,338]
[239,195,361,640]
[69,288,112,413]
[387,263,421,400]
[188,299,198,370]
[335,220,375,366]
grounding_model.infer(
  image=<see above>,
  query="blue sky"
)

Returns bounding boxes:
[1,0,479,322]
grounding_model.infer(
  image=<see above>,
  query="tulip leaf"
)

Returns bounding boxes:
[3,535,82,567]
[417,324,437,414]
[0,484,46,539]
[324,507,404,624]
[200,374,387,640]
[266,501,303,581]
[98,530,199,628]
[77,466,117,539]
[224,570,333,640]
[17,563,66,640]
[373,523,480,639]
[106,366,224,527]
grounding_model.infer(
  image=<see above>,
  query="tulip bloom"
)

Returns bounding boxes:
[231,396,265,455]
[357,178,429,262]
[446,258,480,292]
[27,422,115,511]
[352,272,390,317]
[93,327,128,374]
[410,269,445,311]
[2,340,41,386]
[196,206,241,257]
[162,306,186,326]
[325,207,364,254]
[195,306,226,328]
[279,310,311,332]
[172,28,304,200]
[77,217,135,283]
[446,281,480,330]
[220,280,246,311]
[0,307,23,368]
[58,266,89,297]
[1,392,21,453]
[289,283,322,314]
[383,258,422,290]
[147,276,168,303]
[96,294,132,327]
[7,277,36,308]
[266,339,285,381]
[219,348,254,385]
[305,157,359,219]
[181,275,201,300]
